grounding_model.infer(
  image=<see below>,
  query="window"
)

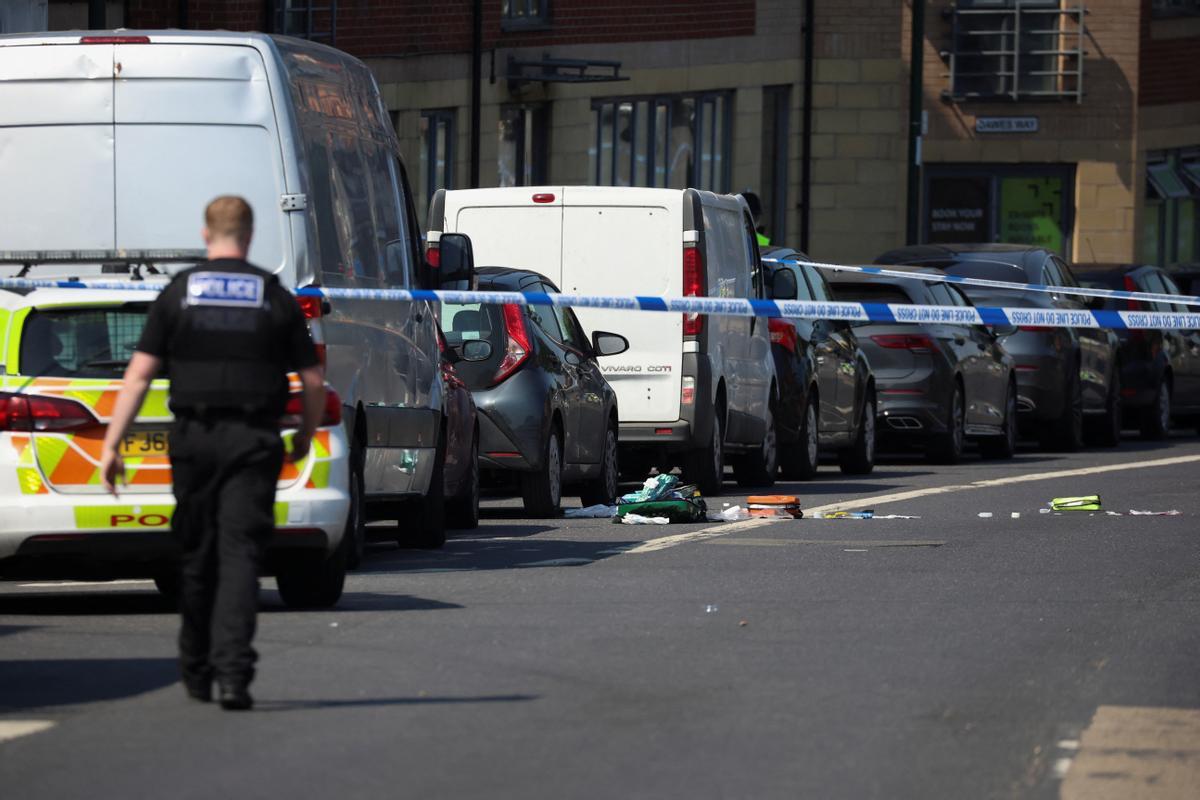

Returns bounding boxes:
[946,0,1084,102]
[275,1,338,44]
[803,265,832,302]
[590,92,732,192]
[1143,148,1200,266]
[760,85,791,246]
[420,109,455,221]
[924,165,1074,256]
[502,0,549,28]
[498,105,549,187]
[552,306,590,352]
[1152,0,1200,18]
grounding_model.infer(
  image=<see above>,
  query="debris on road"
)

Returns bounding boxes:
[616,477,707,523]
[747,495,803,519]
[1128,509,1182,516]
[812,510,875,519]
[1050,495,1102,511]
[565,504,618,518]
[705,604,719,613]
[619,474,681,504]
[619,513,670,525]
[978,512,993,518]
[710,505,752,522]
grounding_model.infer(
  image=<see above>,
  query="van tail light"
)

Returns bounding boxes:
[281,387,343,429]
[683,243,706,339]
[0,392,98,432]
[426,241,441,269]
[297,290,328,368]
[493,304,531,384]
[80,35,150,44]
[870,334,935,354]
[1124,275,1143,311]
[768,318,798,354]
[681,376,696,406]
[1018,326,1053,333]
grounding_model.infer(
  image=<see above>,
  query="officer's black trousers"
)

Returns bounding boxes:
[168,416,283,685]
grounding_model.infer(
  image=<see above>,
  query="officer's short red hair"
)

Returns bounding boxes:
[205,196,254,241]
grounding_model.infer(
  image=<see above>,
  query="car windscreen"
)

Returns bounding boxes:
[830,283,914,305]
[440,301,505,388]
[19,306,150,378]
[943,261,1028,283]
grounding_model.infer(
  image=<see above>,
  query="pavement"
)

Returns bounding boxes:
[2,435,1200,799]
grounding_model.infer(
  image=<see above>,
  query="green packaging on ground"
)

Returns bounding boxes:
[615,497,707,524]
[1049,495,1102,511]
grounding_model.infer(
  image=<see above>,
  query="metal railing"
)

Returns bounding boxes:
[942,3,1088,103]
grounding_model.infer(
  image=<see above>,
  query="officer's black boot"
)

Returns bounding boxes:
[182,672,212,703]
[217,680,253,711]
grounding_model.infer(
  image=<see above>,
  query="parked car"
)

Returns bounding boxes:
[875,244,1122,450]
[1075,263,1200,438]
[1166,264,1200,297]
[763,248,876,478]
[438,268,627,517]
[0,30,474,561]
[433,327,487,535]
[827,267,1018,463]
[429,186,780,494]
[0,287,352,608]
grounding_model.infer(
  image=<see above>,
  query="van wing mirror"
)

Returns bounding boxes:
[771,269,798,301]
[591,331,629,357]
[435,232,476,290]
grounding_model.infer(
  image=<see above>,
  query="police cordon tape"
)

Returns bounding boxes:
[2,274,1199,331]
[763,255,1200,307]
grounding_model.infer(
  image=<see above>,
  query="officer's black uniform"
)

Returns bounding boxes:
[136,258,317,700]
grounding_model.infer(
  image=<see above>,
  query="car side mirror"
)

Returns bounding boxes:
[457,339,492,362]
[771,269,798,301]
[1084,295,1106,311]
[433,232,476,291]
[990,323,1019,337]
[591,331,629,357]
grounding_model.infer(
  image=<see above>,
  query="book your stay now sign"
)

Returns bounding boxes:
[975,116,1039,134]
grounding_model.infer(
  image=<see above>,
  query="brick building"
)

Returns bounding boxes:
[15,0,1200,267]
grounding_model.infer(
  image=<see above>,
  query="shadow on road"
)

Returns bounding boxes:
[0,657,178,711]
[264,591,463,613]
[0,592,174,616]
[358,536,642,575]
[255,693,539,712]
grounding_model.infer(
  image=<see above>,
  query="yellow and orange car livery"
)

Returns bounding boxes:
[0,288,350,564]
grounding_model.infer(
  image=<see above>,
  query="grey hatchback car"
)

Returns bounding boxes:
[828,267,1018,463]
[875,244,1122,451]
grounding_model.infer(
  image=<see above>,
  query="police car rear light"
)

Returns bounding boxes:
[0,392,98,432]
[80,35,151,44]
[281,387,342,429]
[297,294,326,319]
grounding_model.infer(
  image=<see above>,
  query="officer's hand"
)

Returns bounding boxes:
[100,448,125,497]
[288,432,312,463]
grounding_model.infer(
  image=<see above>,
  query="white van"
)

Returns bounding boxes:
[0,30,473,563]
[429,186,778,494]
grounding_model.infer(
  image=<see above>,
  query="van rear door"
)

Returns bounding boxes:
[112,44,288,271]
[561,189,682,424]
[0,44,116,251]
[448,188,563,278]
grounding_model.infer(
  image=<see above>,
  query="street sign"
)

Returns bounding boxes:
[975,116,1039,134]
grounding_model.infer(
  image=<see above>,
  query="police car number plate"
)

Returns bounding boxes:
[119,430,169,457]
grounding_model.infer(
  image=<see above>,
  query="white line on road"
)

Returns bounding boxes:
[0,721,55,744]
[620,453,1200,556]
[17,579,154,588]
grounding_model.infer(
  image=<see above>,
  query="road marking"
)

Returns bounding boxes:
[0,721,55,744]
[619,453,1200,556]
[518,558,593,567]
[1060,705,1200,798]
[706,538,945,548]
[17,579,154,588]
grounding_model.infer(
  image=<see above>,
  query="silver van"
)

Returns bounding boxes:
[0,30,472,559]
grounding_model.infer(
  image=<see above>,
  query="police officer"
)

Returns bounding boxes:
[101,196,324,711]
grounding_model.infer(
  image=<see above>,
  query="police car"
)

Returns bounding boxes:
[0,286,352,608]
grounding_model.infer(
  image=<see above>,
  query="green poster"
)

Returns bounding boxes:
[999,177,1064,254]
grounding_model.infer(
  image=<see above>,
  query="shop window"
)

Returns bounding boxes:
[924,165,1073,255]
[944,0,1084,102]
[498,105,549,187]
[591,91,732,192]
[1143,149,1200,266]
[419,109,455,221]
[1151,0,1200,18]
[502,0,549,29]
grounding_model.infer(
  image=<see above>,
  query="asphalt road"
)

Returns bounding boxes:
[3,435,1200,799]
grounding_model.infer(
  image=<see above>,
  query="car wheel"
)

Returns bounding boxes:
[980,382,1017,460]
[735,398,778,488]
[579,425,620,507]
[685,409,725,496]
[276,541,348,609]
[780,391,819,480]
[446,434,480,530]
[521,427,563,517]
[1040,368,1084,452]
[839,391,876,475]
[402,427,447,548]
[344,455,366,569]
[1140,377,1171,441]
[1086,372,1122,447]
[927,383,965,464]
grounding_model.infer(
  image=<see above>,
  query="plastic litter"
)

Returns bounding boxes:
[746,495,803,519]
[872,514,921,520]
[705,604,719,613]
[813,510,874,519]
[1128,509,1182,516]
[978,512,993,518]
[710,505,752,522]
[1050,495,1102,511]
[565,504,618,518]
[619,474,680,505]
[620,513,670,525]
[615,478,707,523]
[1011,512,1020,519]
